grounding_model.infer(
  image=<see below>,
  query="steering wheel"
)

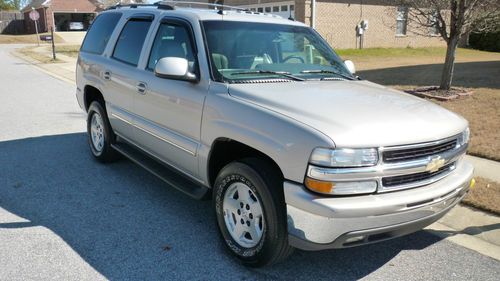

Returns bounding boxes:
[282,55,305,63]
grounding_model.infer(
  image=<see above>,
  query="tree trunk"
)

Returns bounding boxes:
[440,36,459,90]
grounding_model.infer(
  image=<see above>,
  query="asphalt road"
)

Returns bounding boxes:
[0,44,499,281]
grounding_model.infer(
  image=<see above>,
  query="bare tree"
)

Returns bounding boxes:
[400,0,500,90]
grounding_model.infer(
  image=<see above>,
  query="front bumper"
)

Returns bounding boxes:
[285,160,474,251]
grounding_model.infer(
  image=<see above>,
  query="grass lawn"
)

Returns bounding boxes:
[436,89,500,161]
[463,177,500,215]
[0,33,64,44]
[55,45,80,57]
[17,46,60,63]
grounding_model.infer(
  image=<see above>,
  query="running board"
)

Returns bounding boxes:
[111,142,209,200]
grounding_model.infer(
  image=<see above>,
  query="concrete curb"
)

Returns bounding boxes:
[430,204,500,261]
[465,155,500,182]
[427,222,500,261]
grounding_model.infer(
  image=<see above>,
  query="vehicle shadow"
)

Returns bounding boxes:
[358,61,500,89]
[0,133,444,280]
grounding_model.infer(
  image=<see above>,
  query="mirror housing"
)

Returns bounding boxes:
[344,60,356,74]
[154,57,197,82]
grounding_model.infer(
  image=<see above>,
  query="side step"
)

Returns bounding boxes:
[111,141,209,200]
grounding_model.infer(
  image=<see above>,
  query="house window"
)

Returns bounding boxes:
[273,6,279,12]
[396,6,408,35]
[257,7,263,13]
[290,5,294,12]
[265,7,271,13]
[429,11,440,35]
[281,5,288,12]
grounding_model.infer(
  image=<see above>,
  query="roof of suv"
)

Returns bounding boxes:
[103,3,307,26]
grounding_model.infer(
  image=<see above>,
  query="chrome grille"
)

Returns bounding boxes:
[382,162,455,187]
[383,139,457,163]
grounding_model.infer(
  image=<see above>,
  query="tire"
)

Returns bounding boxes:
[87,101,118,163]
[213,158,294,267]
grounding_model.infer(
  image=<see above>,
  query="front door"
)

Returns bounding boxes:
[132,18,207,179]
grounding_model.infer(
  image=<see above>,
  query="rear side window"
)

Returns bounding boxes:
[81,13,122,55]
[112,19,153,66]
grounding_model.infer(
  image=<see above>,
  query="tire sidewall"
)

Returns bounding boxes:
[214,162,281,264]
[87,102,114,160]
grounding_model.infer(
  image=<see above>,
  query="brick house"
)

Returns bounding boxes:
[215,0,445,49]
[22,0,102,34]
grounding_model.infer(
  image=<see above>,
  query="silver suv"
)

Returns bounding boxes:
[76,2,474,266]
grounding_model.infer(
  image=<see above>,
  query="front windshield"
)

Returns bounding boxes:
[202,20,353,82]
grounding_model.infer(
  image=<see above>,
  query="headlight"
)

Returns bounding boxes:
[458,127,470,147]
[309,147,378,167]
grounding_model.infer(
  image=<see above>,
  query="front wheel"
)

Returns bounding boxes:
[213,158,293,267]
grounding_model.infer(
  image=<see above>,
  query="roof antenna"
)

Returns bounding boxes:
[216,0,226,15]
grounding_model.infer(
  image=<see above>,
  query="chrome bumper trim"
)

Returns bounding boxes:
[285,161,473,247]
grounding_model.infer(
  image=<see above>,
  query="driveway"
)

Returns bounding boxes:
[0,44,499,280]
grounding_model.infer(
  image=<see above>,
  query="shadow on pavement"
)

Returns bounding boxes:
[359,61,500,89]
[0,133,444,280]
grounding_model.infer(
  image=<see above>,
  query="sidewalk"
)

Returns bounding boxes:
[11,44,500,260]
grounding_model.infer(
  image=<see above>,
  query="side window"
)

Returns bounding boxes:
[147,22,196,72]
[396,6,408,35]
[81,13,121,54]
[112,19,153,66]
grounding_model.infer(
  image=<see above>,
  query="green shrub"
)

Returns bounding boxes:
[469,32,500,52]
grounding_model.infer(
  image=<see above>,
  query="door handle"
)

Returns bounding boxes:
[103,71,111,80]
[136,82,147,95]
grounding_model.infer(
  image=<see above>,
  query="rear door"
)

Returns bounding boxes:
[104,14,155,141]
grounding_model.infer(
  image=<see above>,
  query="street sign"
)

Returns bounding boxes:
[29,10,40,21]
[29,10,40,46]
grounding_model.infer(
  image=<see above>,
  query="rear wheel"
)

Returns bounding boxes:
[87,101,117,162]
[213,158,293,267]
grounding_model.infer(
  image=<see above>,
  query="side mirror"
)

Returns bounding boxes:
[344,60,356,74]
[154,57,197,82]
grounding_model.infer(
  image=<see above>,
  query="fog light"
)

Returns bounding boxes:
[305,177,377,195]
[344,236,365,244]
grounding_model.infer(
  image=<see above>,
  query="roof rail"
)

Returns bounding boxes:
[106,2,174,11]
[106,1,282,18]
[156,1,247,12]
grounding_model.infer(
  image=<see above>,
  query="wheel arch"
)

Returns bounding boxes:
[83,85,105,112]
[207,138,284,188]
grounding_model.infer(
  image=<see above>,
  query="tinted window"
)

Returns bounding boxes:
[113,19,152,66]
[203,21,352,82]
[148,23,196,71]
[81,13,121,54]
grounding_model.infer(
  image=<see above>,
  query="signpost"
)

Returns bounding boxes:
[29,9,40,46]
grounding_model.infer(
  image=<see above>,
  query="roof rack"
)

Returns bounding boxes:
[158,1,249,12]
[106,2,174,11]
[106,1,282,18]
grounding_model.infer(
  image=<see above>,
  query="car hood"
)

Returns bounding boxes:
[228,80,467,148]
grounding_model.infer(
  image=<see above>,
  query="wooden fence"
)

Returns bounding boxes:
[0,11,25,34]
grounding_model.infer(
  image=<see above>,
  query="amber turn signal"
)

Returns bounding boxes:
[305,177,335,194]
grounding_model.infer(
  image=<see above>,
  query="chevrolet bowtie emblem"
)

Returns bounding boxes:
[426,156,446,173]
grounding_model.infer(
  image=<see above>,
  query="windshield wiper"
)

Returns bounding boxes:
[300,70,354,80]
[231,70,305,81]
